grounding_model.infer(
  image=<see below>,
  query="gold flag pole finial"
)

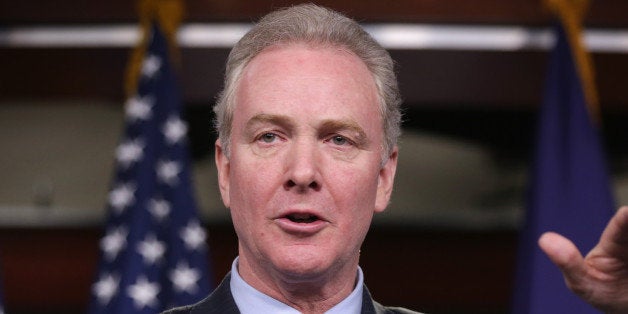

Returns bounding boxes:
[543,0,600,123]
[125,0,184,97]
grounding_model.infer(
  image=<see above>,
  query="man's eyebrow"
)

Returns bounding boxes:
[245,114,295,130]
[319,119,369,146]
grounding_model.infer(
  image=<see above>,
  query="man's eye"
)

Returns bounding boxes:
[331,135,349,146]
[259,133,277,143]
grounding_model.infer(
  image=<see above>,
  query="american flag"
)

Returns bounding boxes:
[88,24,212,314]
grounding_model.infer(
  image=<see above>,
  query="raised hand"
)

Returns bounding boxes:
[539,206,628,313]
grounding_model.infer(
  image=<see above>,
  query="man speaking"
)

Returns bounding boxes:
[165,4,628,313]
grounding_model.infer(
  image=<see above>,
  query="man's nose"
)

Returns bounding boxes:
[284,139,320,191]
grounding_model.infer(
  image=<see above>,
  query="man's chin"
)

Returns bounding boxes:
[270,255,333,282]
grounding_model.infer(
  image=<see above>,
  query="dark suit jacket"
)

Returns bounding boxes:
[162,273,420,314]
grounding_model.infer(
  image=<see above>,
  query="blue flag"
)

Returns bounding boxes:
[511,23,615,313]
[88,24,212,314]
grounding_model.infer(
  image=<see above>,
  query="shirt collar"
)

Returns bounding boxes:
[229,257,364,314]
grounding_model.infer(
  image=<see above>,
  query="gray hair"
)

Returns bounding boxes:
[214,4,402,162]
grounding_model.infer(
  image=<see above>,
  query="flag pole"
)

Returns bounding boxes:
[543,0,600,123]
[126,0,184,98]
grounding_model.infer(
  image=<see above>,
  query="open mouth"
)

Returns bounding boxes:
[276,211,327,234]
[285,213,320,223]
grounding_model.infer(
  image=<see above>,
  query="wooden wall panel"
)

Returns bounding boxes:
[2,0,628,26]
[2,1,628,109]
[3,47,627,111]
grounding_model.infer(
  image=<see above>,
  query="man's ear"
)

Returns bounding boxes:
[215,139,230,208]
[374,146,398,213]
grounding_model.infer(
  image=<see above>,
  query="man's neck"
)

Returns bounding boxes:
[236,255,360,313]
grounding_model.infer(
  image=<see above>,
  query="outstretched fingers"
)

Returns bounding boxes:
[538,207,628,312]
[596,206,628,258]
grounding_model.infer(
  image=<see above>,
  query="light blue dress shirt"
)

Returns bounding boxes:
[229,257,364,314]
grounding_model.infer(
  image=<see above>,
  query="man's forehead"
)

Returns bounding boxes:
[237,45,377,100]
[243,42,370,79]
[232,43,382,133]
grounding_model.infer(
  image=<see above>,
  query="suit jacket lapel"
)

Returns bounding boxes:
[190,273,240,314]
[362,285,389,314]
